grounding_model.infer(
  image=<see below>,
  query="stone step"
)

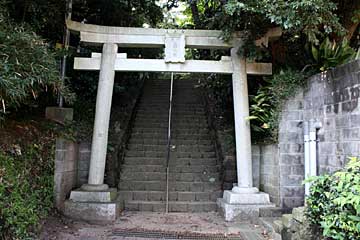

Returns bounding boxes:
[123,157,218,166]
[135,116,207,121]
[130,132,211,139]
[119,180,221,192]
[135,115,206,120]
[131,128,209,135]
[120,171,220,182]
[134,120,208,126]
[118,78,221,213]
[121,164,220,173]
[123,200,218,212]
[129,138,212,145]
[136,110,205,115]
[138,107,205,112]
[134,116,208,122]
[133,124,209,130]
[133,122,209,130]
[127,144,214,152]
[259,217,283,240]
[118,190,222,202]
[125,150,216,158]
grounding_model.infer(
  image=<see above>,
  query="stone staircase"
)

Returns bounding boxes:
[118,77,222,212]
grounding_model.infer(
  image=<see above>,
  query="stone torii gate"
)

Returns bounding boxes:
[65,20,281,221]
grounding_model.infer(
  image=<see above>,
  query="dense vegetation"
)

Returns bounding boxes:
[306,157,360,240]
[0,120,56,239]
[0,1,73,123]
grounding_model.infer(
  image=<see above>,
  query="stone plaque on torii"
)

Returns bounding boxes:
[65,20,281,222]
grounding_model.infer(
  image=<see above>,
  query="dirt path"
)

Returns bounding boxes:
[40,212,271,240]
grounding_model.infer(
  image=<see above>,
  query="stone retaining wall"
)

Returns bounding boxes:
[54,139,79,212]
[278,60,360,209]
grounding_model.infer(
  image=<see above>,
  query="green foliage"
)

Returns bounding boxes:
[248,84,274,137]
[0,143,55,239]
[311,37,357,71]
[249,69,305,142]
[224,0,344,43]
[306,157,360,240]
[0,3,74,121]
[179,0,344,44]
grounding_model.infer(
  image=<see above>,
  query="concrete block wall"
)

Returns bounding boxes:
[278,90,306,209]
[278,60,360,210]
[54,138,79,212]
[258,145,280,206]
[77,142,91,186]
[223,145,280,206]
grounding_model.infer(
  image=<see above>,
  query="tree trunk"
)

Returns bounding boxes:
[189,0,202,28]
[338,0,360,41]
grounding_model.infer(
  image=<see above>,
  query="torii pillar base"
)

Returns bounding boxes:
[64,187,120,223]
[217,188,275,222]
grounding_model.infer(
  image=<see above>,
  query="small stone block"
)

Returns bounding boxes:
[282,214,293,228]
[223,190,271,204]
[217,198,275,222]
[64,200,119,222]
[292,207,306,223]
[69,188,117,202]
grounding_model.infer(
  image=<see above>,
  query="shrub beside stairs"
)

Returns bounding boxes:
[117,78,222,212]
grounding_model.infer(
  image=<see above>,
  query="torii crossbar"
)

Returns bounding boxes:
[66,19,281,221]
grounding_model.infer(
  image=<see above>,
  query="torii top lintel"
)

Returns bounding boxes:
[66,20,281,49]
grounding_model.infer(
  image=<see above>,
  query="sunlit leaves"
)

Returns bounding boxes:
[306,157,360,239]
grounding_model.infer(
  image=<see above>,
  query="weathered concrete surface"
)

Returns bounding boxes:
[64,200,120,222]
[45,107,73,124]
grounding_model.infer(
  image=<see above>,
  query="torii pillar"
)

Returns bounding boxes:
[82,43,117,191]
[64,43,120,222]
[217,45,275,221]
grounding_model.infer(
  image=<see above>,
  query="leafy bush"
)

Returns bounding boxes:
[311,37,357,71]
[248,84,273,137]
[306,157,360,240]
[0,143,54,239]
[0,2,74,121]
